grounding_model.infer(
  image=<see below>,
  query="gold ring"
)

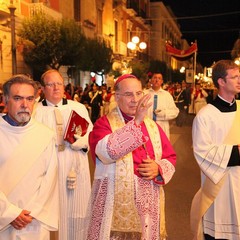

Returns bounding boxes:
[141,103,145,107]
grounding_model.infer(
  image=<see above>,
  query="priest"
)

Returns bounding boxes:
[34,69,93,240]
[0,74,58,239]
[191,60,240,240]
[86,74,176,240]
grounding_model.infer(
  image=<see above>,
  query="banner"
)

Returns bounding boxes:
[166,42,198,61]
[186,69,194,83]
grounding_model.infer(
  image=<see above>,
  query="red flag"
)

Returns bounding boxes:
[166,42,197,61]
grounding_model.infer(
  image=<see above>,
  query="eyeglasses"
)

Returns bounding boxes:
[44,82,64,88]
[116,91,144,99]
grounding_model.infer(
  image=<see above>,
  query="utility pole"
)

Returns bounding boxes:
[8,0,17,75]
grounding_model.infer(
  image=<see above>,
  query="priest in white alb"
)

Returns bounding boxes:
[191,60,240,240]
[0,75,58,240]
[34,69,93,240]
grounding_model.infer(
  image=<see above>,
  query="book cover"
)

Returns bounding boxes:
[64,110,89,144]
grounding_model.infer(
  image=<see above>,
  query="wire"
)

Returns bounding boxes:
[147,11,240,21]
[182,28,240,34]
[199,50,232,54]
[132,28,239,34]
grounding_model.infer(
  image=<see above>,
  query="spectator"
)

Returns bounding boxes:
[191,81,208,114]
[173,82,188,126]
[101,84,112,116]
[73,86,83,102]
[64,83,73,100]
[144,72,179,139]
[88,83,102,123]
[35,81,44,103]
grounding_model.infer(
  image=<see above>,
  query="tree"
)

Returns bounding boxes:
[81,37,113,73]
[80,37,113,84]
[58,19,86,67]
[18,13,61,74]
[18,13,86,79]
[148,60,168,81]
[128,59,149,85]
[18,13,113,81]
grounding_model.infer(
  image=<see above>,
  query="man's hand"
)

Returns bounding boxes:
[70,134,88,151]
[10,210,33,230]
[137,158,159,180]
[134,93,152,125]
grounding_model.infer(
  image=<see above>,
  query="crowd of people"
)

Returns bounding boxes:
[0,59,240,240]
[61,82,114,124]
[0,72,215,128]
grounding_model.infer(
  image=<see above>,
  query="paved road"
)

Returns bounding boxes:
[165,114,201,240]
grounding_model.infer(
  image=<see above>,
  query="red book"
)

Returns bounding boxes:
[64,110,89,144]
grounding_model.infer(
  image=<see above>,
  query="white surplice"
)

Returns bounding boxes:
[34,100,93,240]
[0,117,58,240]
[192,103,240,239]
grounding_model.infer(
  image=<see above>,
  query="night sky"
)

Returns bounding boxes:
[152,0,240,67]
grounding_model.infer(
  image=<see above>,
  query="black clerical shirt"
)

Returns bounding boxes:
[211,96,239,166]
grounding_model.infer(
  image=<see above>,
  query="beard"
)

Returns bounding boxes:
[15,110,31,124]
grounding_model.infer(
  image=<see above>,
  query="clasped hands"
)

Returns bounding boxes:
[11,210,33,230]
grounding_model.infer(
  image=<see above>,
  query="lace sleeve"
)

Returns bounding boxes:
[107,120,146,160]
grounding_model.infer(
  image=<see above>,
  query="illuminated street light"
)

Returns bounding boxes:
[234,58,240,66]
[127,36,147,57]
[180,66,185,73]
[139,42,147,50]
[127,41,136,50]
[8,1,17,74]
[132,36,140,44]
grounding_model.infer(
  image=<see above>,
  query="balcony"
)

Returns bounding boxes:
[113,40,127,56]
[0,0,15,26]
[126,0,139,14]
[126,0,149,26]
[113,0,124,9]
[29,3,62,20]
[0,10,9,26]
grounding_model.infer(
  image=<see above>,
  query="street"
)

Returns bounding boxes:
[165,114,200,240]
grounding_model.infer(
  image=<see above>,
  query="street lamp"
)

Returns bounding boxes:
[127,36,147,56]
[8,1,17,74]
[234,57,240,66]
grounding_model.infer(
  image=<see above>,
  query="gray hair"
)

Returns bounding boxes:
[3,74,37,100]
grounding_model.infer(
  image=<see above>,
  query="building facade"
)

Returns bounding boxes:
[0,0,188,85]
